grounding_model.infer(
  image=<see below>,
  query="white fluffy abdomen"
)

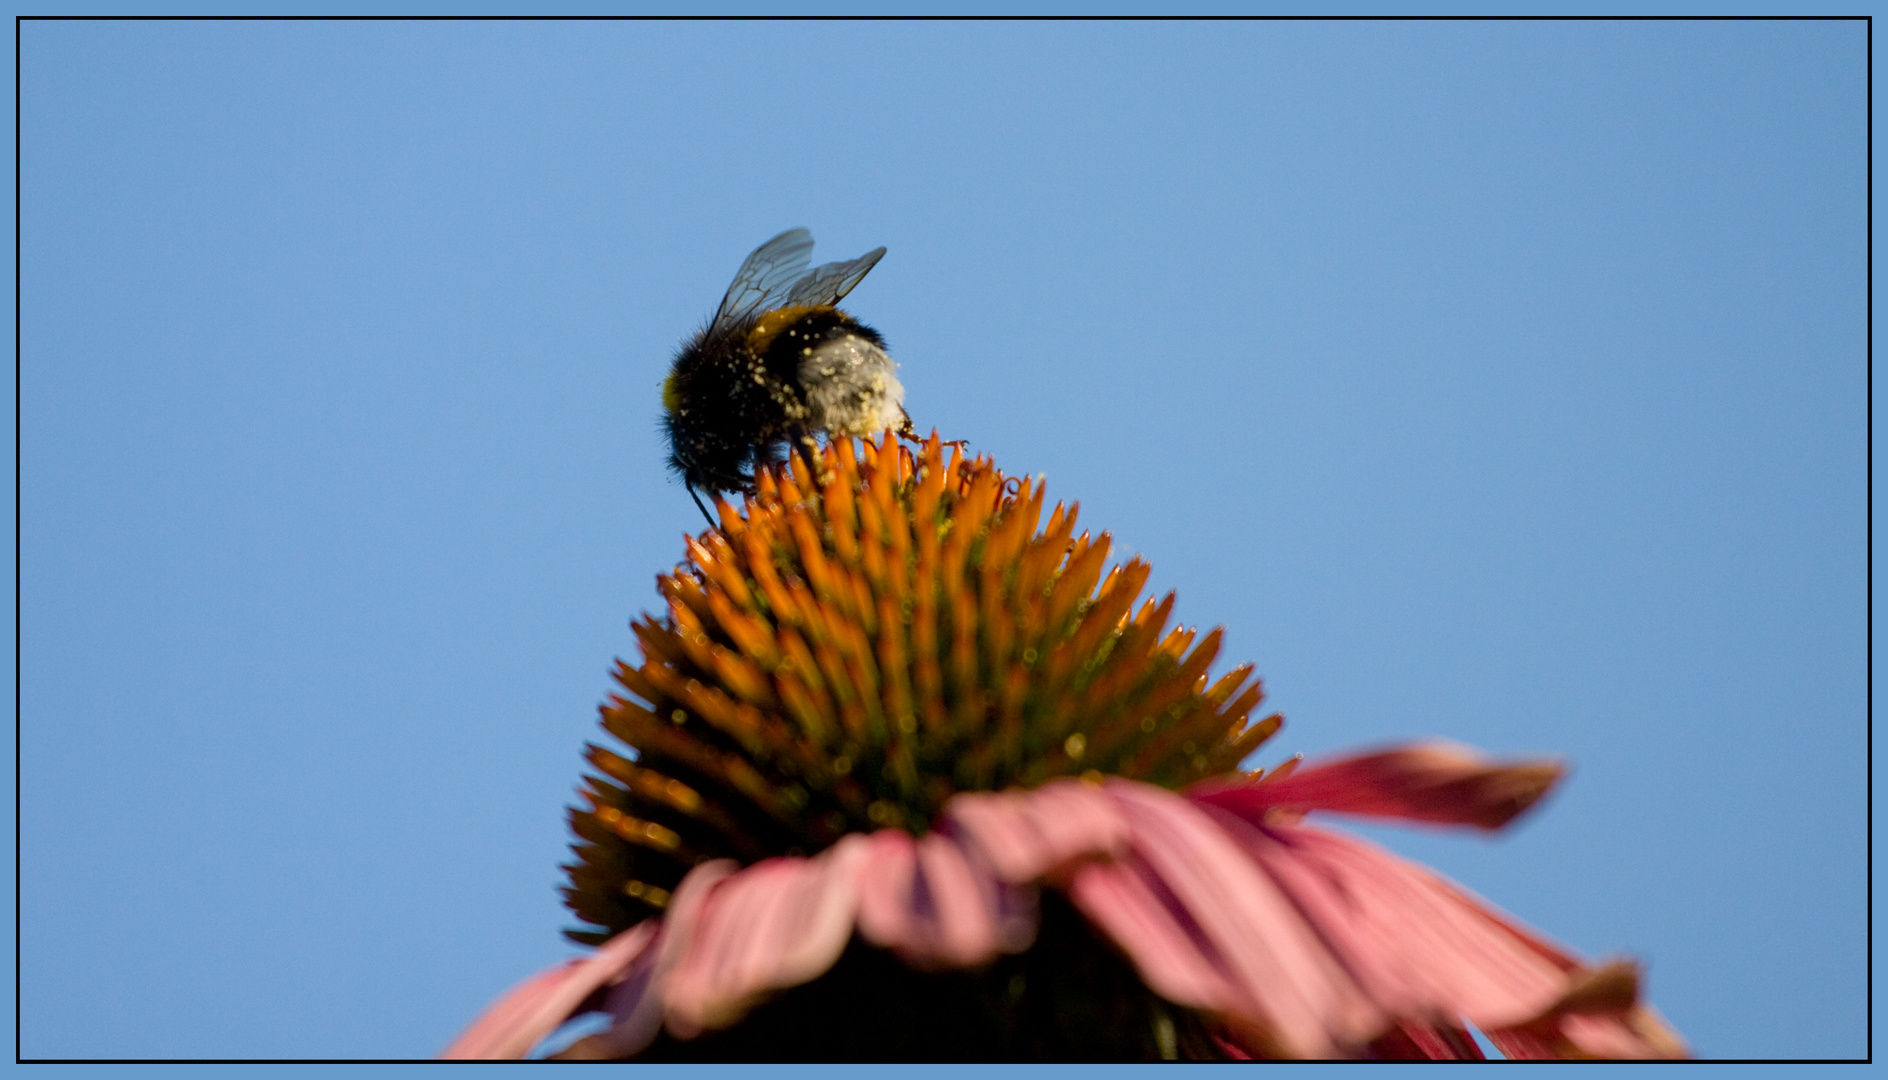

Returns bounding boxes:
[799,334,906,437]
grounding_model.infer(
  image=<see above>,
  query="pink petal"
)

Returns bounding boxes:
[945,778,1130,882]
[911,831,1005,967]
[851,828,921,951]
[1483,963,1690,1060]
[1234,824,1679,1056]
[855,828,1037,969]
[1204,807,1571,1029]
[1057,777,1683,1060]
[1193,742,1563,831]
[580,858,739,1058]
[626,825,1048,1043]
[1064,858,1247,1018]
[1555,1006,1689,1060]
[662,839,871,1039]
[1068,780,1386,1058]
[1365,1020,1486,1060]
[438,918,659,1060]
[457,754,1680,1062]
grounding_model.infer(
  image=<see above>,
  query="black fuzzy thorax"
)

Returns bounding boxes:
[754,308,886,376]
[663,309,887,496]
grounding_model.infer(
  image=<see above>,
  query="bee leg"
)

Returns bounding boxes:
[796,433,834,489]
[894,408,969,452]
[684,482,717,530]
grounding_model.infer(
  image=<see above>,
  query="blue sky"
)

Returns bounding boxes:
[16,17,1867,1062]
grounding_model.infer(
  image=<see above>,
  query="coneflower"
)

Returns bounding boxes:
[443,434,1687,1061]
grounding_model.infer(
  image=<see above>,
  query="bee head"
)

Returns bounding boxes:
[660,369,759,499]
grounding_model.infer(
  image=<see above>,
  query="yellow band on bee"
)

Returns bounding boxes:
[745,305,840,356]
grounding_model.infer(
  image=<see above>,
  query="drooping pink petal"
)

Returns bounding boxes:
[1555,1005,1689,1060]
[1063,855,1249,1023]
[1201,806,1572,1029]
[850,828,920,951]
[1482,961,1689,1060]
[1047,776,1684,1060]
[875,831,998,968]
[944,777,1130,882]
[604,824,1045,1047]
[1192,742,1563,831]
[1068,780,1387,1058]
[1214,819,1686,1063]
[572,857,739,1059]
[438,918,659,1060]
[1366,1021,1486,1060]
[853,827,1036,969]
[453,758,1681,1061]
[663,839,872,1039]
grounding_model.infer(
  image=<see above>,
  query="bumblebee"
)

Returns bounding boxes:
[662,228,914,522]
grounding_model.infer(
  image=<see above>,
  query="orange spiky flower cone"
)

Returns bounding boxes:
[561,434,1279,950]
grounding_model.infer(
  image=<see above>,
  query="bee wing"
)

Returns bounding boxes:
[781,246,888,309]
[711,228,817,331]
